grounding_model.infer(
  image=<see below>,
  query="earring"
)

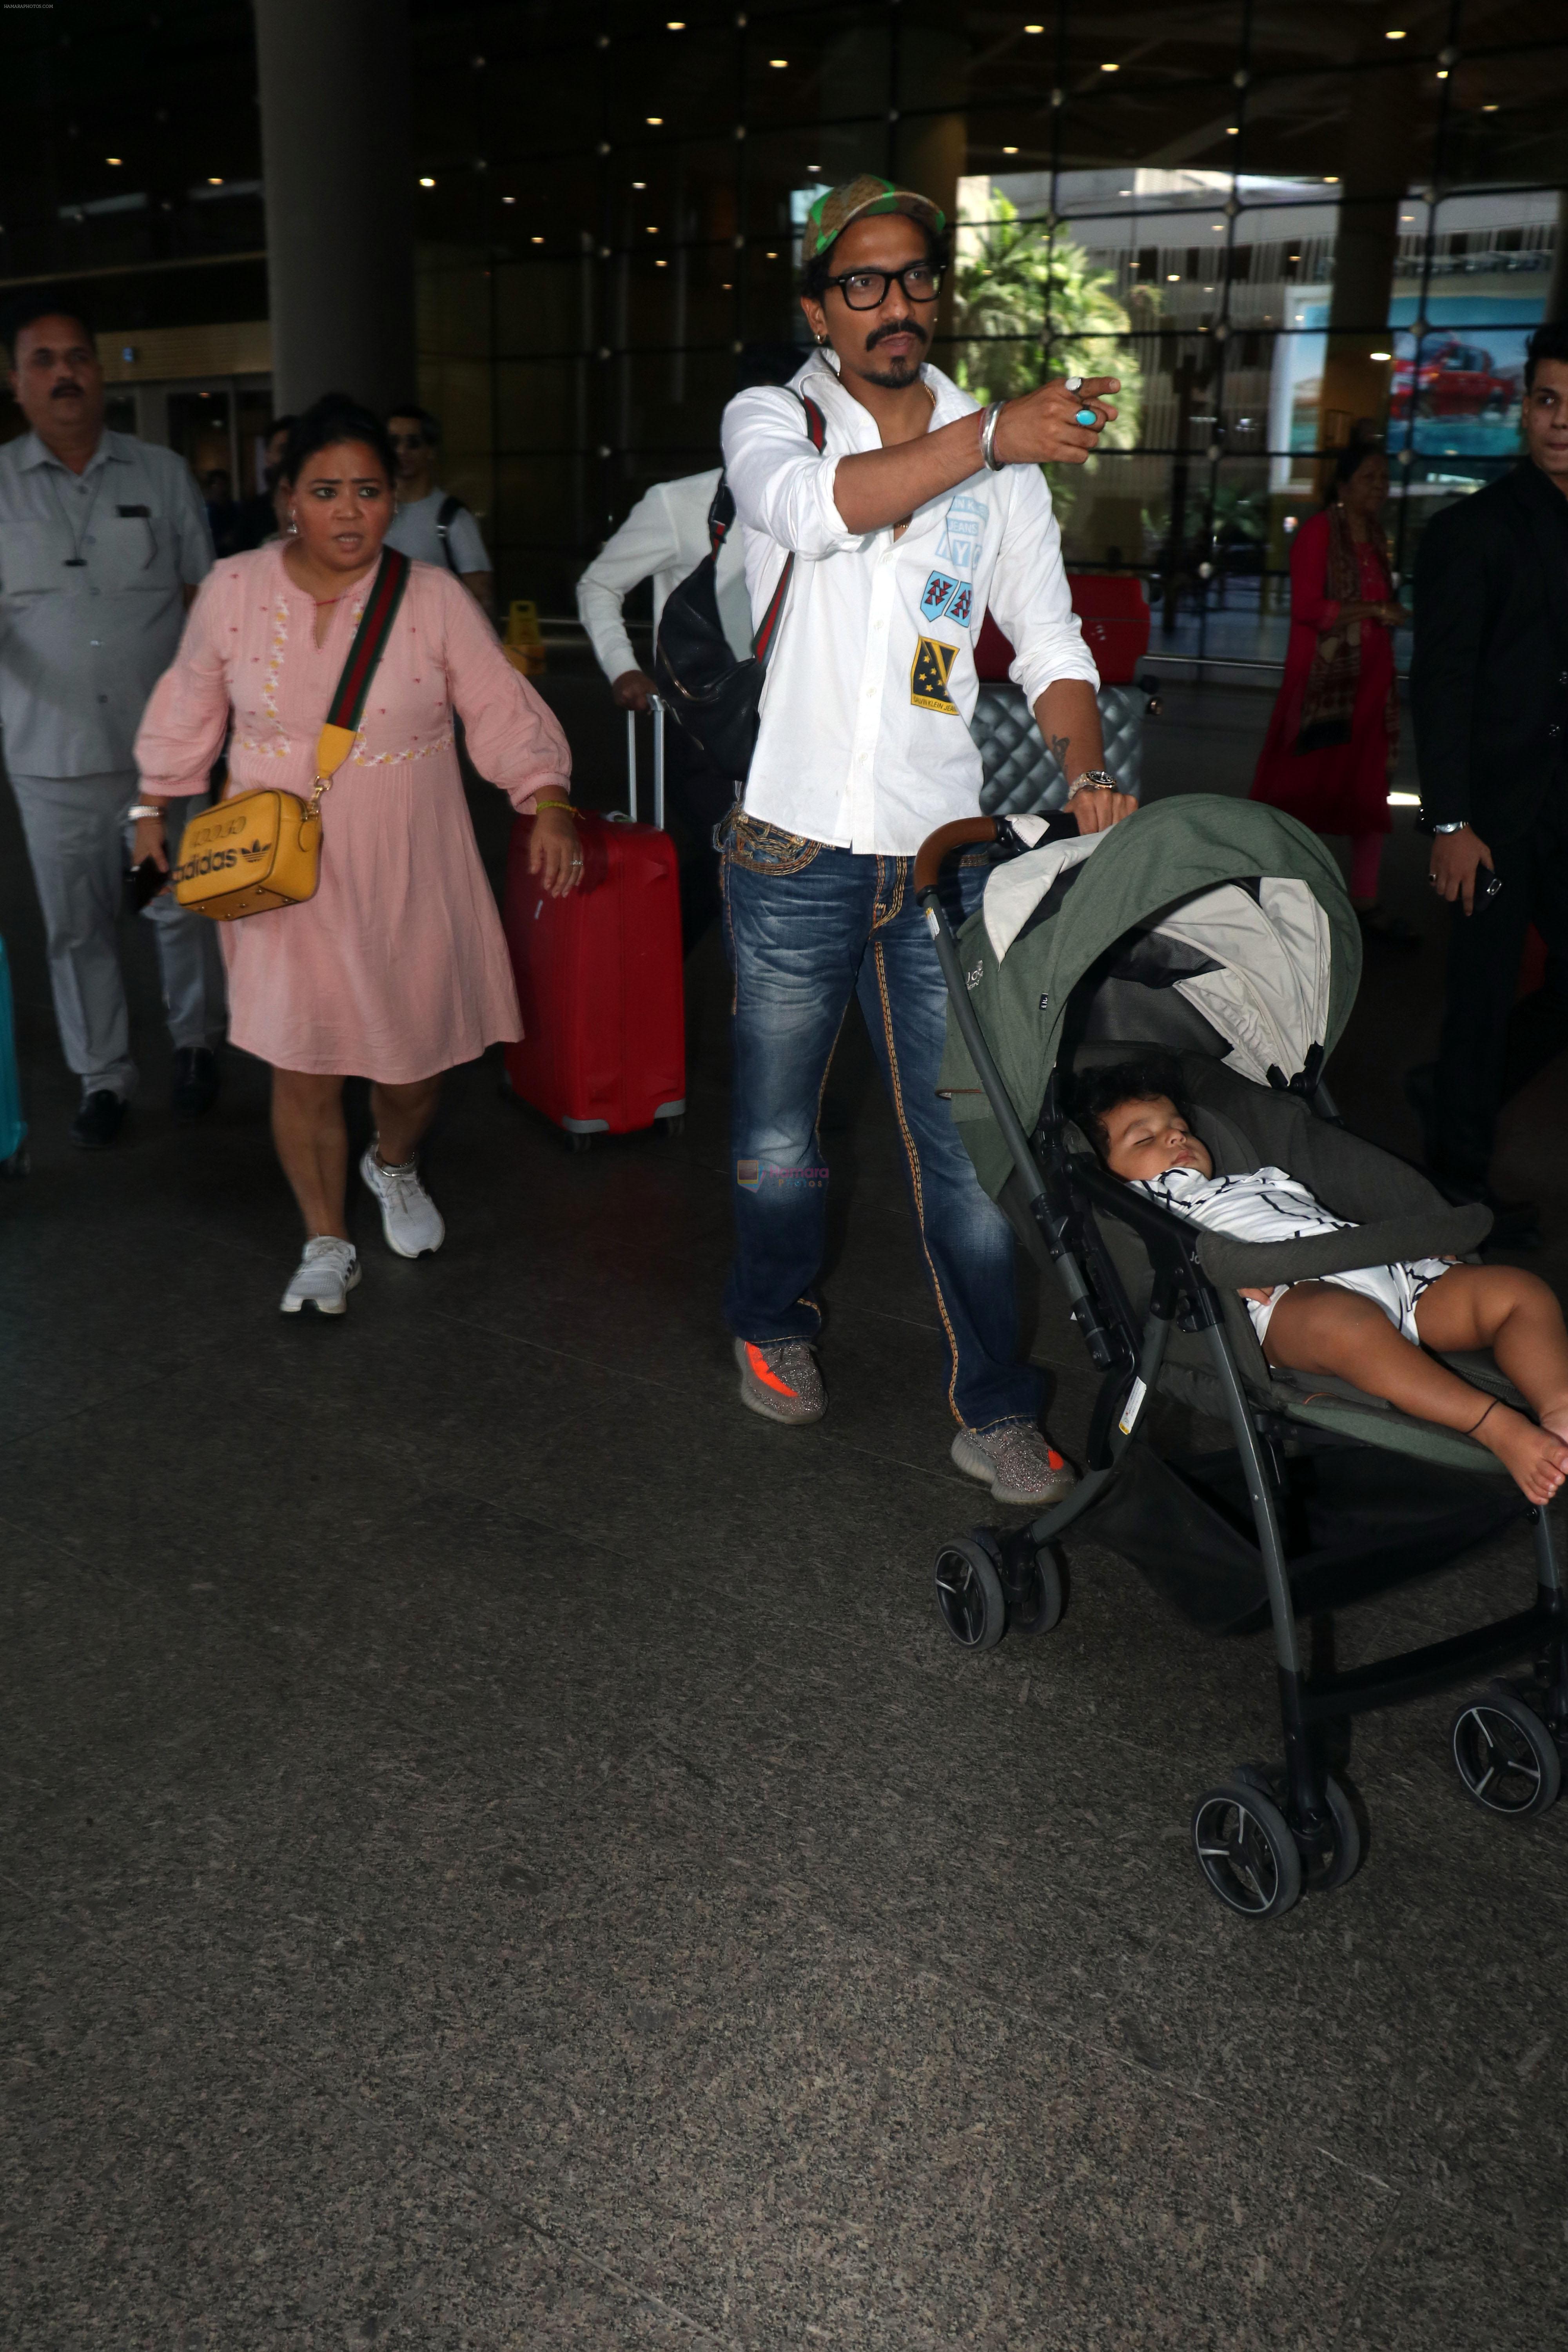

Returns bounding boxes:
[815,331,828,347]
[287,511,299,535]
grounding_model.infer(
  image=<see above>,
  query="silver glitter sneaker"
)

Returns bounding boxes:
[734,1337,826,1425]
[951,1420,1076,1508]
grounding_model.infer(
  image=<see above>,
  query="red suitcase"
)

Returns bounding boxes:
[502,707,686,1145]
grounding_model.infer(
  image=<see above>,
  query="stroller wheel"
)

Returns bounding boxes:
[1233,1763,1364,1894]
[1013,1542,1065,1638]
[1451,1684,1563,1817]
[933,1537,1007,1652]
[1191,1783,1303,1920]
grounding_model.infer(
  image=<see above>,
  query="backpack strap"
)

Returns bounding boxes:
[435,492,465,576]
[750,390,828,663]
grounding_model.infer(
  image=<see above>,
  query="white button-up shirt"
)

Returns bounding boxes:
[721,357,1098,857]
[576,469,751,685]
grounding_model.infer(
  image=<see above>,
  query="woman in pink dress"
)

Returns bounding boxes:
[1250,441,1414,942]
[132,394,581,1315]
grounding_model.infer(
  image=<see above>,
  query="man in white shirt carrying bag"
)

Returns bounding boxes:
[719,174,1137,1504]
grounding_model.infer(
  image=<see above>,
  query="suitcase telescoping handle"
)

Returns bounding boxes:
[624,695,667,831]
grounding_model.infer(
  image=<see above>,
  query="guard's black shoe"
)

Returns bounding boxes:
[171,1045,221,1119]
[70,1090,127,1151]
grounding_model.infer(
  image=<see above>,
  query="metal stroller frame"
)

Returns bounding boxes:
[915,811,1568,1920]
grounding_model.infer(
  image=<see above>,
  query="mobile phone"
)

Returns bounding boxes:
[125,855,168,913]
[1477,869,1503,906]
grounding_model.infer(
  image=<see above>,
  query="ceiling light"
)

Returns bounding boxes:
[1212,222,1224,230]
[1324,174,1339,183]
[207,176,223,185]
[502,195,515,205]
[1024,22,1045,31]
[1226,125,1239,136]
[1002,145,1018,154]
[1370,350,1392,361]
[1436,67,1448,79]
[419,176,436,187]
[666,18,684,26]
[1388,791,1421,806]
[766,250,778,259]
[1118,187,1131,195]
[1168,272,1180,281]
[632,180,646,189]
[106,156,122,166]
[1101,61,1120,73]
[646,223,658,232]
[769,58,788,69]
[1385,26,1406,38]
[646,116,663,125]
[1481,101,1499,112]
[655,258,667,268]
[531,235,544,245]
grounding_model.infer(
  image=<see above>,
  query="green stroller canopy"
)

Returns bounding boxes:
[938,796,1365,1200]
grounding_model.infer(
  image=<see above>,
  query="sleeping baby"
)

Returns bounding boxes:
[1075,1059,1568,1505]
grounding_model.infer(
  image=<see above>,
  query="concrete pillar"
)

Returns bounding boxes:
[1317,68,1416,463]
[252,0,416,416]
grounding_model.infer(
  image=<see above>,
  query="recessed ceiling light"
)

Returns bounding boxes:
[1168,272,1180,281]
[1002,145,1018,154]
[502,195,515,205]
[1024,22,1044,31]
[207,176,223,185]
[1101,61,1120,72]
[646,224,658,232]
[632,180,646,189]
[1370,349,1392,361]
[1324,174,1339,183]
[1481,101,1499,112]
[419,176,436,187]
[766,250,778,259]
[1226,125,1239,136]
[666,18,684,27]
[531,235,544,245]
[1436,67,1449,79]
[769,58,788,69]
[646,116,663,126]
[1385,26,1406,38]
[655,258,667,268]
[106,156,122,166]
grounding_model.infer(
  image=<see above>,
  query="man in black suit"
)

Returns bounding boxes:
[1410,319,1568,1240]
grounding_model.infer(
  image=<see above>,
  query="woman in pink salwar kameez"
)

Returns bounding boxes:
[133,394,580,1316]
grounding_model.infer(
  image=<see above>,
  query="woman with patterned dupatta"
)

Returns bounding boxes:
[1250,439,1413,944]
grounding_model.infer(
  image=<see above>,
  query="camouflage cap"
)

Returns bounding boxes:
[799,174,946,267]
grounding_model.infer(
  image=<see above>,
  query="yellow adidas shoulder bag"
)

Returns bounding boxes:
[173,547,412,921]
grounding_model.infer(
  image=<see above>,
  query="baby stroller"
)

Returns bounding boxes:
[916,795,1568,1920]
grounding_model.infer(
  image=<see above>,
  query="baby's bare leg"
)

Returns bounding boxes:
[1263,1281,1568,1504]
[1412,1265,1568,1436]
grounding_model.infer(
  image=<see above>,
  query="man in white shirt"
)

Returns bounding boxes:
[576,470,746,946]
[383,405,494,617]
[719,175,1137,1505]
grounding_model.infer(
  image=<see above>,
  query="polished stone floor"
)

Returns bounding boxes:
[4,684,1566,2348]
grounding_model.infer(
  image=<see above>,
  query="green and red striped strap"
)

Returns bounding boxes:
[327,546,413,733]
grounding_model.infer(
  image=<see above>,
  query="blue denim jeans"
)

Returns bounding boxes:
[721,814,1043,1434]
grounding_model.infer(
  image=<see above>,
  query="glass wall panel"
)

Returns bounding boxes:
[405,0,1567,655]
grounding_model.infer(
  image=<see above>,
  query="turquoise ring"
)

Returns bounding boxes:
[1075,407,1098,426]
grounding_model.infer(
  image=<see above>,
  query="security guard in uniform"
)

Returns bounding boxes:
[0,291,222,1147]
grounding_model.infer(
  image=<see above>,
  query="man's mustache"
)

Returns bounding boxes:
[865,318,928,350]
[50,380,85,398]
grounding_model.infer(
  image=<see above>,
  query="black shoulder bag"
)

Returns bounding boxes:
[653,392,826,784]
[435,494,468,575]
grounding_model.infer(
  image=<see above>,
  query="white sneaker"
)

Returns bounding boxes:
[359,1143,445,1258]
[281,1236,361,1316]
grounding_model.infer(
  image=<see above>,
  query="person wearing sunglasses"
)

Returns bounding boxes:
[715,174,1136,1507]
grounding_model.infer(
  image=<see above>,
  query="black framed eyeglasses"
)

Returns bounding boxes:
[821,261,944,310]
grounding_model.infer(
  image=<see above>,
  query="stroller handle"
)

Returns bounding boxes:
[913,816,1000,897]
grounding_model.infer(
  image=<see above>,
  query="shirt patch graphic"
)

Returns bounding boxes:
[938,492,985,573]
[919,569,958,622]
[910,636,960,715]
[947,581,973,628]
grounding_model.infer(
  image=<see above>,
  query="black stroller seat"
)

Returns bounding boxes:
[914,796,1568,1920]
